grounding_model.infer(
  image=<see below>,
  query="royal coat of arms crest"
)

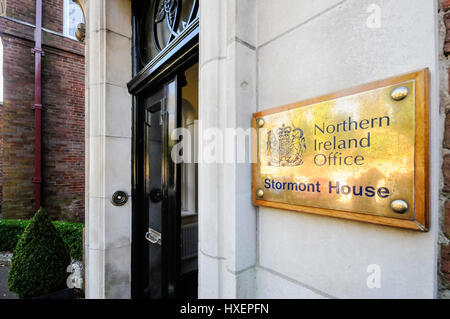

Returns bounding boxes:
[266,124,306,167]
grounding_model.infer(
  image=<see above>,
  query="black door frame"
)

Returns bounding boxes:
[127,1,199,299]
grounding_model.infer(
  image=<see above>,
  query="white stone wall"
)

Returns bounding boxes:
[256,0,440,299]
[198,0,258,298]
[85,0,132,299]
[85,0,258,299]
[199,0,440,298]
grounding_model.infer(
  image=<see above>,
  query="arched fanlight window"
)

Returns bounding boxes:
[136,0,199,67]
[63,0,85,40]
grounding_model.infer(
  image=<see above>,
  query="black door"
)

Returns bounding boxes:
[141,76,181,299]
[129,0,199,299]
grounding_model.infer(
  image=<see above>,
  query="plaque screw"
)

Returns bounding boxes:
[391,86,409,101]
[390,199,409,214]
[256,189,264,198]
[257,118,265,128]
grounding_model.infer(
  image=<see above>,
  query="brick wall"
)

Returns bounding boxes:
[43,0,64,34]
[41,45,85,222]
[5,0,64,33]
[0,101,3,216]
[5,0,36,25]
[440,0,450,299]
[1,34,35,220]
[0,0,85,222]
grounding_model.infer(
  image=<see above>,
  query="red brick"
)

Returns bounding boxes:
[0,101,3,210]
[444,13,450,56]
[442,244,450,286]
[445,201,450,238]
[5,0,65,34]
[442,155,450,193]
[444,0,450,11]
[0,0,85,222]
[444,111,450,148]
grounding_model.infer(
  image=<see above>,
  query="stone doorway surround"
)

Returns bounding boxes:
[197,0,258,298]
[84,0,258,299]
[85,0,133,299]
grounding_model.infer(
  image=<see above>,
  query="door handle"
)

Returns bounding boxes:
[145,228,162,245]
[150,188,163,203]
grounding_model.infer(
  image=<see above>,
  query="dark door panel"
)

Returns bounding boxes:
[140,76,181,299]
[144,100,163,298]
[130,26,198,296]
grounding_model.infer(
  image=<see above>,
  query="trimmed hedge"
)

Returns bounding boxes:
[0,218,83,260]
[8,208,71,298]
[0,219,29,253]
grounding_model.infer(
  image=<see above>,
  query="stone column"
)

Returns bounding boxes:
[198,0,257,298]
[85,0,132,299]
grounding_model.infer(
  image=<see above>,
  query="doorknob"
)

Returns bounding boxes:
[150,188,163,203]
[112,191,128,206]
[145,228,162,245]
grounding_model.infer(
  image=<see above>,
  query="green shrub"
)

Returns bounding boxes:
[53,221,83,261]
[0,218,83,260]
[0,219,30,252]
[8,208,71,298]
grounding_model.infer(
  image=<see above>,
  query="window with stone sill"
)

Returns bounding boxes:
[63,0,84,39]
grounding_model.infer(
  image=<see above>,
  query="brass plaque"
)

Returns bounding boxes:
[253,69,429,231]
